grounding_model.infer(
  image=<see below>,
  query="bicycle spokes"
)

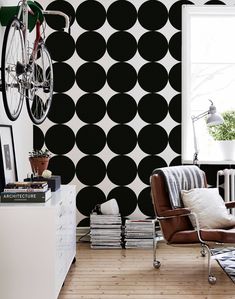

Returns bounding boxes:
[26,45,53,124]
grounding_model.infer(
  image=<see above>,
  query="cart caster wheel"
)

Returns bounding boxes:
[72,257,76,264]
[153,260,161,269]
[200,250,206,257]
[208,275,216,284]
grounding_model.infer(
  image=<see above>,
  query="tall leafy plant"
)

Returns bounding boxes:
[208,111,235,140]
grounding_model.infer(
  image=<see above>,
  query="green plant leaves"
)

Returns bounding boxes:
[208,111,235,140]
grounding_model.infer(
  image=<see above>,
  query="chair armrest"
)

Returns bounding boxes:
[160,208,191,218]
[225,201,235,209]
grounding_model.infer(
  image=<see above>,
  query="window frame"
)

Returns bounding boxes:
[182,5,235,165]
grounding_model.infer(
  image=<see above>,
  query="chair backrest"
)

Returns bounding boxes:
[150,167,207,243]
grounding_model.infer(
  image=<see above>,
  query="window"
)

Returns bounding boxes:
[182,6,235,164]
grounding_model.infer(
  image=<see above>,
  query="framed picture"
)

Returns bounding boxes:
[0,125,18,191]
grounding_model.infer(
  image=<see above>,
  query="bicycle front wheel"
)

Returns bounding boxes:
[1,17,25,121]
[26,43,53,124]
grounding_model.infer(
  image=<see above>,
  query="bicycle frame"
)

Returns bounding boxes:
[16,0,70,66]
[16,0,28,65]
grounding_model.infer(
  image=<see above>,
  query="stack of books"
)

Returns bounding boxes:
[0,181,51,203]
[124,219,157,248]
[90,213,123,249]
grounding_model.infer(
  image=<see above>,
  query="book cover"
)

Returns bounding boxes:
[4,187,48,192]
[0,189,51,203]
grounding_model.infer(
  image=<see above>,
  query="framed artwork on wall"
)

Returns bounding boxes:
[0,125,18,191]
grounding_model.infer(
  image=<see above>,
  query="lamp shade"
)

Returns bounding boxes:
[100,198,119,215]
[206,101,224,126]
[206,113,224,126]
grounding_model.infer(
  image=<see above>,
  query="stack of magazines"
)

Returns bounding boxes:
[124,219,157,248]
[90,213,122,249]
[0,181,51,203]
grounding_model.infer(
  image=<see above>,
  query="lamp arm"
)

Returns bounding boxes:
[191,110,209,122]
[191,117,199,164]
[191,110,208,165]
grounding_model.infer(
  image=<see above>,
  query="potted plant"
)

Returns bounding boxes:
[29,149,51,176]
[208,110,235,160]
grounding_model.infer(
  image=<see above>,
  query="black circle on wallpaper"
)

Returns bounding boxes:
[76,0,106,30]
[138,0,168,30]
[107,93,137,124]
[107,125,137,154]
[76,93,106,124]
[138,32,168,62]
[107,0,137,30]
[169,125,181,154]
[169,63,181,92]
[45,125,75,154]
[107,31,137,62]
[77,217,90,227]
[107,156,137,185]
[169,32,181,61]
[76,32,106,62]
[138,187,155,217]
[138,155,167,185]
[48,155,75,184]
[138,63,168,92]
[138,93,168,124]
[76,186,106,216]
[107,63,137,92]
[47,93,75,124]
[45,32,75,62]
[169,1,194,30]
[107,186,137,216]
[76,63,106,92]
[76,125,106,154]
[170,156,182,166]
[76,156,106,186]
[138,125,168,154]
[53,62,75,92]
[205,1,225,4]
[169,94,181,123]
[33,125,44,150]
[45,0,75,30]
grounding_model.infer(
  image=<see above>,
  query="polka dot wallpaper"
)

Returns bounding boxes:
[35,0,235,227]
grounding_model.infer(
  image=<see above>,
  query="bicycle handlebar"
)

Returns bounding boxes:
[42,10,70,30]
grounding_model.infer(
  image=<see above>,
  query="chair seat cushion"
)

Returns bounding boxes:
[181,188,235,229]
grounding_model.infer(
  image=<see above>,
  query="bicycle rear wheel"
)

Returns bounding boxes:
[26,43,53,124]
[1,17,25,121]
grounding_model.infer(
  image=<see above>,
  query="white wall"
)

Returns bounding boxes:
[0,0,33,181]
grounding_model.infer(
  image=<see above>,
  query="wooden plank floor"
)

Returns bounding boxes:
[58,241,235,299]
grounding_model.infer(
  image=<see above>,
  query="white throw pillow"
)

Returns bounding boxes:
[181,188,235,229]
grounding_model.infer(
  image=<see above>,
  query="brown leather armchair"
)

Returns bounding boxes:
[150,167,235,284]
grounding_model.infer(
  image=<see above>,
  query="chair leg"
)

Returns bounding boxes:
[153,236,161,269]
[200,243,206,257]
[203,243,217,284]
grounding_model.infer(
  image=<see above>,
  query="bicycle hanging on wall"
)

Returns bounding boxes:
[0,0,69,124]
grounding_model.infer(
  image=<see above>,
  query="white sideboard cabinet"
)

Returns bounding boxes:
[0,185,76,299]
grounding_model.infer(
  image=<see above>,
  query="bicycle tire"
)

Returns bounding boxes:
[26,43,54,124]
[1,17,25,121]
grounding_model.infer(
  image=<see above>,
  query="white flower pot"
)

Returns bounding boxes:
[217,140,235,161]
